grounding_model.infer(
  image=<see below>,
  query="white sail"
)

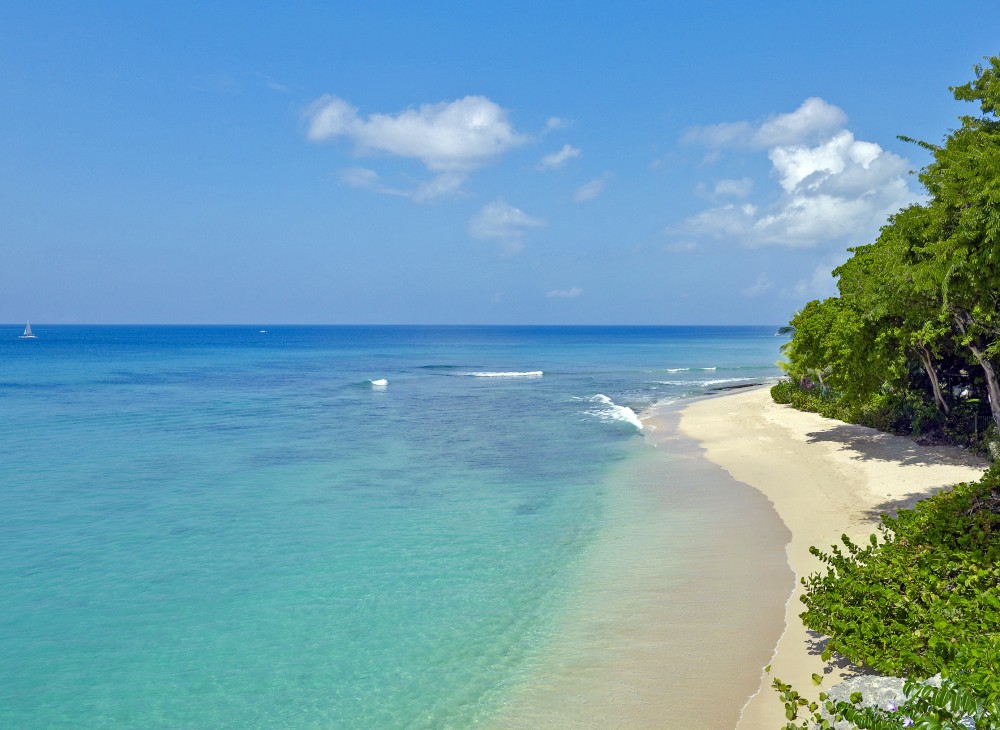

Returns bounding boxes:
[19,321,36,339]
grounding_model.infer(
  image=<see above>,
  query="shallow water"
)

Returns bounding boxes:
[0,325,785,728]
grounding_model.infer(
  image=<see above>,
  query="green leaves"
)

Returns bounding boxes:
[775,54,1000,444]
[799,470,1000,678]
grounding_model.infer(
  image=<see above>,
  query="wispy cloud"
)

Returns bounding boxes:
[537,144,581,170]
[340,167,466,203]
[742,273,773,297]
[468,199,544,254]
[574,173,611,203]
[546,287,583,298]
[713,177,753,198]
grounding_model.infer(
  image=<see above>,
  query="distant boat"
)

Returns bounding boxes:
[19,322,36,339]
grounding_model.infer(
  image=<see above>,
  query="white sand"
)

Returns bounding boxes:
[677,387,987,729]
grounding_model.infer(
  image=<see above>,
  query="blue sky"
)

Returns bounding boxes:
[3,2,999,325]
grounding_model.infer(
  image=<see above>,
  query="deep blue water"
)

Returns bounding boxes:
[0,325,784,728]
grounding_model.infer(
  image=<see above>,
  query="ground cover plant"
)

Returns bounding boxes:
[773,469,1000,729]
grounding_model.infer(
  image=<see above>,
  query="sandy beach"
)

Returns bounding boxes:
[676,387,987,729]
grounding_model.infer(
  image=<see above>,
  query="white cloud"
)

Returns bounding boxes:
[266,80,291,94]
[753,98,847,147]
[682,120,752,149]
[683,97,847,150]
[412,173,468,203]
[305,94,528,172]
[341,167,408,197]
[574,173,611,203]
[468,199,544,254]
[546,117,568,131]
[537,144,581,170]
[675,101,918,249]
[341,167,464,203]
[714,177,753,198]
[546,287,583,298]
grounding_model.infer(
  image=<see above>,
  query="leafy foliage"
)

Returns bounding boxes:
[770,54,1000,730]
[773,655,1000,729]
[799,468,1000,677]
[776,55,1000,444]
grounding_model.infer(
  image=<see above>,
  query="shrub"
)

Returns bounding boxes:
[799,467,1000,678]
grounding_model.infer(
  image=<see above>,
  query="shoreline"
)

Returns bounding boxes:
[675,387,987,729]
[490,398,792,729]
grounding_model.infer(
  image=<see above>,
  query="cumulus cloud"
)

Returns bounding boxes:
[683,97,848,151]
[468,199,544,254]
[675,100,918,249]
[305,94,528,173]
[305,94,531,202]
[546,287,583,298]
[537,144,581,170]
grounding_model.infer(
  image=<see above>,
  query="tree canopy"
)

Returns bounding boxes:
[779,56,1000,446]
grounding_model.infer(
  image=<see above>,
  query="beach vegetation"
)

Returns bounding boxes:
[800,467,1000,677]
[774,55,1000,453]
[773,466,1000,728]
[772,55,1000,728]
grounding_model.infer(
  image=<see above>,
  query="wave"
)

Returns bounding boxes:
[587,394,643,431]
[464,371,543,378]
[368,379,388,388]
[701,377,756,387]
[656,377,758,388]
[663,366,717,372]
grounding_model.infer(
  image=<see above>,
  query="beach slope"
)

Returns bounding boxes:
[677,387,987,730]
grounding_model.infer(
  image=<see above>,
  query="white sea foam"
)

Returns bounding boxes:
[656,377,756,388]
[465,371,543,378]
[369,378,388,388]
[664,366,717,372]
[587,394,643,431]
[700,377,753,387]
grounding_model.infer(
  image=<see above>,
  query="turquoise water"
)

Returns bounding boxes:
[0,326,783,728]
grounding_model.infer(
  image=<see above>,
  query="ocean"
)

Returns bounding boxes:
[0,325,786,728]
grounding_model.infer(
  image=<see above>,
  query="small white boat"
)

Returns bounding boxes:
[19,322,36,339]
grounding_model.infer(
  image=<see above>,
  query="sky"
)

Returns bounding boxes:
[3,2,999,325]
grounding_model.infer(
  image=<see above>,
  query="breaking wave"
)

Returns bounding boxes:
[464,371,543,378]
[587,394,643,431]
[656,377,758,388]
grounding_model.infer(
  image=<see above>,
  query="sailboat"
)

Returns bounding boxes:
[19,321,36,339]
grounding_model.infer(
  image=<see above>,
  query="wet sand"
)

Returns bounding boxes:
[490,402,792,729]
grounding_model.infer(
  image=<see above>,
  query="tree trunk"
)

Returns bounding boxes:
[916,345,949,414]
[954,312,1000,432]
[969,343,1000,433]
